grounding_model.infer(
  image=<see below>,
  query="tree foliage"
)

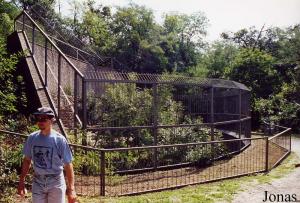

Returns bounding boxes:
[225,48,279,99]
[222,24,300,129]
[1,0,300,132]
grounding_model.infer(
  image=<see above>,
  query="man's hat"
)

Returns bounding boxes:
[33,107,55,117]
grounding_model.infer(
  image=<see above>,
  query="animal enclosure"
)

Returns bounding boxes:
[11,11,293,198]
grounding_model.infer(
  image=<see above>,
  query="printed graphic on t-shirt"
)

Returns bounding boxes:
[33,146,53,169]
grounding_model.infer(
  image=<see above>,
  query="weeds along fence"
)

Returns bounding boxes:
[0,127,291,196]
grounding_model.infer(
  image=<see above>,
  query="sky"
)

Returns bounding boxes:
[58,0,300,41]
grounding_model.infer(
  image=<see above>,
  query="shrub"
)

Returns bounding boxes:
[0,133,22,202]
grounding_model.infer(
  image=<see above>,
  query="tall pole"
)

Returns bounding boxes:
[210,87,215,159]
[152,84,158,169]
[210,87,214,140]
[57,54,61,119]
[74,72,78,139]
[239,90,242,150]
[82,79,87,145]
[45,40,48,87]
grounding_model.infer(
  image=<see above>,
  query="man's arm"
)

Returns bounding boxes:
[64,163,77,202]
[17,156,31,196]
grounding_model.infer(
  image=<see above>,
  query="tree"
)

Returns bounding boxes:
[78,9,115,54]
[0,0,19,38]
[162,12,209,70]
[221,26,280,55]
[275,24,300,65]
[111,4,167,73]
[225,48,279,100]
[198,41,237,78]
[0,37,19,117]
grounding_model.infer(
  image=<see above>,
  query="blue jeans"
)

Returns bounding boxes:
[32,173,66,203]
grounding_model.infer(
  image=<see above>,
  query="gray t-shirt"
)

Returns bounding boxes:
[23,130,73,175]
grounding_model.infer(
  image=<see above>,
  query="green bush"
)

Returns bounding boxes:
[72,149,100,175]
[86,83,185,148]
[0,134,22,202]
[186,146,213,167]
[82,82,229,171]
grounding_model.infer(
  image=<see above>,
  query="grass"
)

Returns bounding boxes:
[77,152,300,203]
[2,151,298,203]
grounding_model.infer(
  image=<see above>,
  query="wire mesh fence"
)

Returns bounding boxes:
[15,11,252,150]
[0,128,291,197]
[15,11,85,133]
[102,137,267,196]
[8,9,292,198]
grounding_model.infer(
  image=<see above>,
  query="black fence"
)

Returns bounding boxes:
[0,127,291,196]
[7,10,291,197]
[14,11,251,150]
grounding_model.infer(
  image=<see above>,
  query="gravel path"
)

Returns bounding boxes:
[232,135,300,203]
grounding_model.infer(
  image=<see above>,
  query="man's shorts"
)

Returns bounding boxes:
[32,173,66,203]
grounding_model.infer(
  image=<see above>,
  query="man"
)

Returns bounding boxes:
[17,107,77,203]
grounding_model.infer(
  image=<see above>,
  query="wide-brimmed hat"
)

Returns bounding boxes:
[33,107,55,117]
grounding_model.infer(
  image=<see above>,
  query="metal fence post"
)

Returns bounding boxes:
[210,87,214,138]
[82,79,87,129]
[152,84,158,169]
[265,137,269,172]
[238,90,242,150]
[57,54,61,119]
[210,87,215,159]
[74,72,78,139]
[45,40,48,87]
[289,131,292,152]
[111,58,114,69]
[100,150,106,196]
[14,18,16,31]
[22,13,25,31]
[82,79,87,145]
[32,25,35,54]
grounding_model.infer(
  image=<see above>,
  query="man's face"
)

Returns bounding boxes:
[35,115,52,130]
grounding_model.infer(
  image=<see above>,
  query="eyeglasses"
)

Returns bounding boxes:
[35,116,51,122]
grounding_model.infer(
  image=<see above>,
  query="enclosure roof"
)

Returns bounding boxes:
[85,71,250,91]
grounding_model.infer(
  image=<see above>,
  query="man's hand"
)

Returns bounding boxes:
[66,188,77,203]
[17,156,31,197]
[17,181,27,197]
[64,163,77,203]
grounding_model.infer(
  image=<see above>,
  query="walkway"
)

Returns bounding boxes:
[232,135,300,203]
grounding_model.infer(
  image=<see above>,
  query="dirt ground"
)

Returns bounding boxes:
[11,136,291,201]
[75,139,287,196]
[232,135,300,203]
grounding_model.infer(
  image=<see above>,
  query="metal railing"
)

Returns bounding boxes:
[13,10,252,147]
[266,124,292,170]
[0,127,291,197]
[6,9,291,197]
[14,10,84,135]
